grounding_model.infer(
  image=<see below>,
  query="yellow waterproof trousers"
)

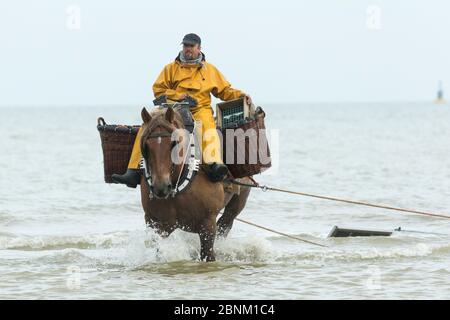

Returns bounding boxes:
[127,107,222,169]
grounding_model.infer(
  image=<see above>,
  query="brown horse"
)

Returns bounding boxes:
[139,106,251,261]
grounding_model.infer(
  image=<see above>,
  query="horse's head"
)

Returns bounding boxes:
[140,106,186,199]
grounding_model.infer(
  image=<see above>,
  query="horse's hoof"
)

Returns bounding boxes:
[202,257,216,262]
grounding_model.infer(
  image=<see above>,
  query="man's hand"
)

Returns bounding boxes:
[245,94,253,106]
[177,93,197,107]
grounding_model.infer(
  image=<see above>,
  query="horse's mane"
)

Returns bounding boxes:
[142,107,184,136]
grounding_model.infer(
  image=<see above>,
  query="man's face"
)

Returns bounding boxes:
[183,43,201,60]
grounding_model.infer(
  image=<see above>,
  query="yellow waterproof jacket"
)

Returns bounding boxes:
[152,53,244,111]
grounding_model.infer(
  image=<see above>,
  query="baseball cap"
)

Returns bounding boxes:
[181,33,201,45]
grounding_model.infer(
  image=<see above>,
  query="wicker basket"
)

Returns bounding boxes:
[221,107,271,178]
[97,117,141,183]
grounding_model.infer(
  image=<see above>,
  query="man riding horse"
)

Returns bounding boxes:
[112,33,252,187]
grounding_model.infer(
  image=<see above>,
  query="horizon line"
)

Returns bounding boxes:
[0,99,444,108]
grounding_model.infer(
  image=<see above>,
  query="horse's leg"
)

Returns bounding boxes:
[217,186,251,237]
[199,217,217,262]
[146,218,174,238]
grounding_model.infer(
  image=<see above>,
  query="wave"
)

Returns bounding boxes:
[94,231,276,268]
[275,240,450,264]
[0,231,131,251]
[0,229,275,267]
[2,228,449,269]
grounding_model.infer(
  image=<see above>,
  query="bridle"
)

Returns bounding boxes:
[140,120,200,200]
[141,127,177,199]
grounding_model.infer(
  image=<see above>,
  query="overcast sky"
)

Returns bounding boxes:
[0,0,449,106]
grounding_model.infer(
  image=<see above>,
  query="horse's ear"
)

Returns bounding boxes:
[141,107,152,123]
[165,106,175,123]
